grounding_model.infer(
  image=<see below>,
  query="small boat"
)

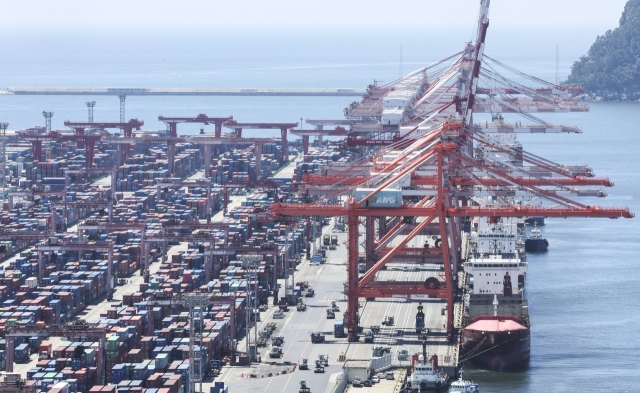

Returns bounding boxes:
[525,224,548,252]
[408,341,449,390]
[448,378,479,393]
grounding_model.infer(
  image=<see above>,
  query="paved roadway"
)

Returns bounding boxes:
[208,218,457,393]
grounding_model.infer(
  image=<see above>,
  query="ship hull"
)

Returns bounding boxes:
[461,327,530,371]
[525,238,548,252]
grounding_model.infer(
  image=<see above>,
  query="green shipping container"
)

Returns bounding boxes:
[106,335,120,352]
[106,350,119,362]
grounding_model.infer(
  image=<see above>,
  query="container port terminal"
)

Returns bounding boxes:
[0,1,634,393]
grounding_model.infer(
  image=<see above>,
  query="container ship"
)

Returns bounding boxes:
[461,217,531,371]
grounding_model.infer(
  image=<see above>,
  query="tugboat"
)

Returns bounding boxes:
[525,224,548,252]
[408,340,448,391]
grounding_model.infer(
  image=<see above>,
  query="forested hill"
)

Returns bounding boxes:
[567,0,640,99]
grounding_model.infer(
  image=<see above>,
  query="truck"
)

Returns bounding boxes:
[299,358,309,370]
[38,342,52,359]
[382,316,394,326]
[269,347,283,358]
[330,235,338,245]
[364,331,374,343]
[304,288,315,297]
[416,304,425,334]
[358,262,367,273]
[310,333,325,343]
[372,346,391,357]
[311,254,323,265]
[15,343,30,363]
[323,235,330,246]
[297,299,307,312]
[326,309,335,319]
[278,297,289,312]
[318,354,329,367]
[397,349,409,361]
[299,380,311,393]
[334,321,345,338]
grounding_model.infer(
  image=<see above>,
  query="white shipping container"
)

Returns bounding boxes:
[26,277,38,289]
[53,382,69,393]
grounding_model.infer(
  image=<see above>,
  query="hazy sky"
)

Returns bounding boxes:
[0,0,630,89]
[2,0,629,31]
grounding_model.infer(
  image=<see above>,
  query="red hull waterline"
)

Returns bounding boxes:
[461,316,530,371]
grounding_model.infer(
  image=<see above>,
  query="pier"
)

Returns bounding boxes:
[0,87,366,97]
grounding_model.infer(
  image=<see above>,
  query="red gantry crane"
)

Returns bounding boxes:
[270,0,634,343]
[223,120,298,163]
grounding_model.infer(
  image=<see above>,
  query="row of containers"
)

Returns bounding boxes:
[0,190,309,391]
[209,144,282,184]
[293,145,353,181]
[100,298,240,387]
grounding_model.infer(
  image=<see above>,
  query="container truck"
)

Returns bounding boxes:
[39,342,53,359]
[416,304,425,334]
[334,321,345,338]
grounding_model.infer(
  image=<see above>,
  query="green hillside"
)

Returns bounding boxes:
[567,0,640,99]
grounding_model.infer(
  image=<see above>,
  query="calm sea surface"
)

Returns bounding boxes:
[0,45,638,393]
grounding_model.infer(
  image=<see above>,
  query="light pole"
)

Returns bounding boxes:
[86,101,96,123]
[183,293,210,393]
[239,255,262,362]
